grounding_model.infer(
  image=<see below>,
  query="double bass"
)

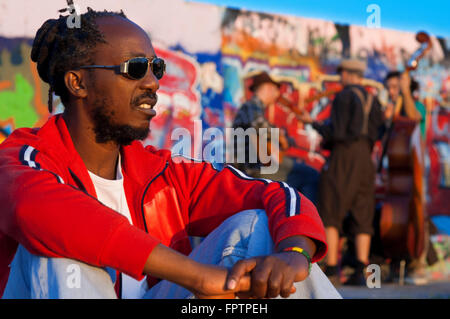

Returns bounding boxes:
[377,31,432,262]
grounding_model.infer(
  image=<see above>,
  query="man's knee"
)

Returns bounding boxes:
[4,245,117,299]
[192,209,273,268]
[224,209,267,224]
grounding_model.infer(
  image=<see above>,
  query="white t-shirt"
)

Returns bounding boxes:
[88,156,148,299]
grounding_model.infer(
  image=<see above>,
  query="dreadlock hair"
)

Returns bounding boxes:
[31,7,127,113]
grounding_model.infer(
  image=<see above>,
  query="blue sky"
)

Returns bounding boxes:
[190,0,450,38]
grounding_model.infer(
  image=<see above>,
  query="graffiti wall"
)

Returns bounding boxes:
[0,0,448,216]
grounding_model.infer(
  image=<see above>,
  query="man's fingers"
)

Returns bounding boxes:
[266,270,283,298]
[267,268,298,298]
[227,259,257,290]
[237,274,251,292]
[250,260,273,298]
[280,274,296,298]
[280,285,296,298]
[227,256,302,299]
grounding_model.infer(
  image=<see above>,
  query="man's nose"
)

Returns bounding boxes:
[139,67,160,92]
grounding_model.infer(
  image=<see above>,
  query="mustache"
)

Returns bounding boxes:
[131,92,158,106]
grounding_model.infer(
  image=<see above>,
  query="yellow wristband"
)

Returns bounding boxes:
[282,246,312,274]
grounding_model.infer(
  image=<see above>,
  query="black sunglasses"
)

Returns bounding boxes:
[78,56,166,80]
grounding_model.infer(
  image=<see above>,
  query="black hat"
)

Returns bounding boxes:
[249,71,280,92]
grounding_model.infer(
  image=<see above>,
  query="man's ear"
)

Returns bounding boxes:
[64,70,88,99]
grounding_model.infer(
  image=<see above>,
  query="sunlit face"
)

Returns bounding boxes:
[339,69,359,86]
[261,82,281,106]
[386,76,401,102]
[82,16,160,145]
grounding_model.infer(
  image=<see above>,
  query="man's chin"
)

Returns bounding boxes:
[94,125,150,146]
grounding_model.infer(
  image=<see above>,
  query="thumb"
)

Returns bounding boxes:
[237,274,252,292]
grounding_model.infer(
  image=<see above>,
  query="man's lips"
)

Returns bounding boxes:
[133,97,157,117]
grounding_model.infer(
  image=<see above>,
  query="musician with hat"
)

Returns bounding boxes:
[232,71,320,205]
[298,58,385,285]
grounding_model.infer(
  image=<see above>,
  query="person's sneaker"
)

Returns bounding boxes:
[343,271,367,286]
[405,267,429,285]
[343,261,367,286]
[324,265,341,287]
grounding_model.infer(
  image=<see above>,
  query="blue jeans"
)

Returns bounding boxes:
[3,210,341,299]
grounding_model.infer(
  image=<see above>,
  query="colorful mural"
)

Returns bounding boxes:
[0,38,50,143]
[0,0,448,217]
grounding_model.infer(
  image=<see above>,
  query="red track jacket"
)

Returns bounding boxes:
[0,115,327,297]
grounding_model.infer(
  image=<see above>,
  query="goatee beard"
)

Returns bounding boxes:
[90,99,150,146]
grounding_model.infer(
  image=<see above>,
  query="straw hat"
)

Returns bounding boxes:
[337,59,367,73]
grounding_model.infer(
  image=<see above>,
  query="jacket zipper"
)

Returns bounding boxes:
[140,161,169,233]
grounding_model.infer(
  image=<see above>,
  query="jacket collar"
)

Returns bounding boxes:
[36,114,167,196]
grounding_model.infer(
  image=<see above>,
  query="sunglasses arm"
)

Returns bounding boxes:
[78,65,118,71]
[119,61,129,74]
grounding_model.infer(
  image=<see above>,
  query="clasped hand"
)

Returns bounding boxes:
[194,251,309,299]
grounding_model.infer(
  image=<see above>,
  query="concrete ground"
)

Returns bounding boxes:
[337,280,450,299]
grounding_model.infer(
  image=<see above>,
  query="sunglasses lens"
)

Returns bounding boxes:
[127,57,149,79]
[151,58,166,80]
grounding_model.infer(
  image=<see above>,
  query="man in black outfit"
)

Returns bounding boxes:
[298,59,385,285]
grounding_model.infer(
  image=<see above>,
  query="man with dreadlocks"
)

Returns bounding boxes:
[0,8,340,299]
